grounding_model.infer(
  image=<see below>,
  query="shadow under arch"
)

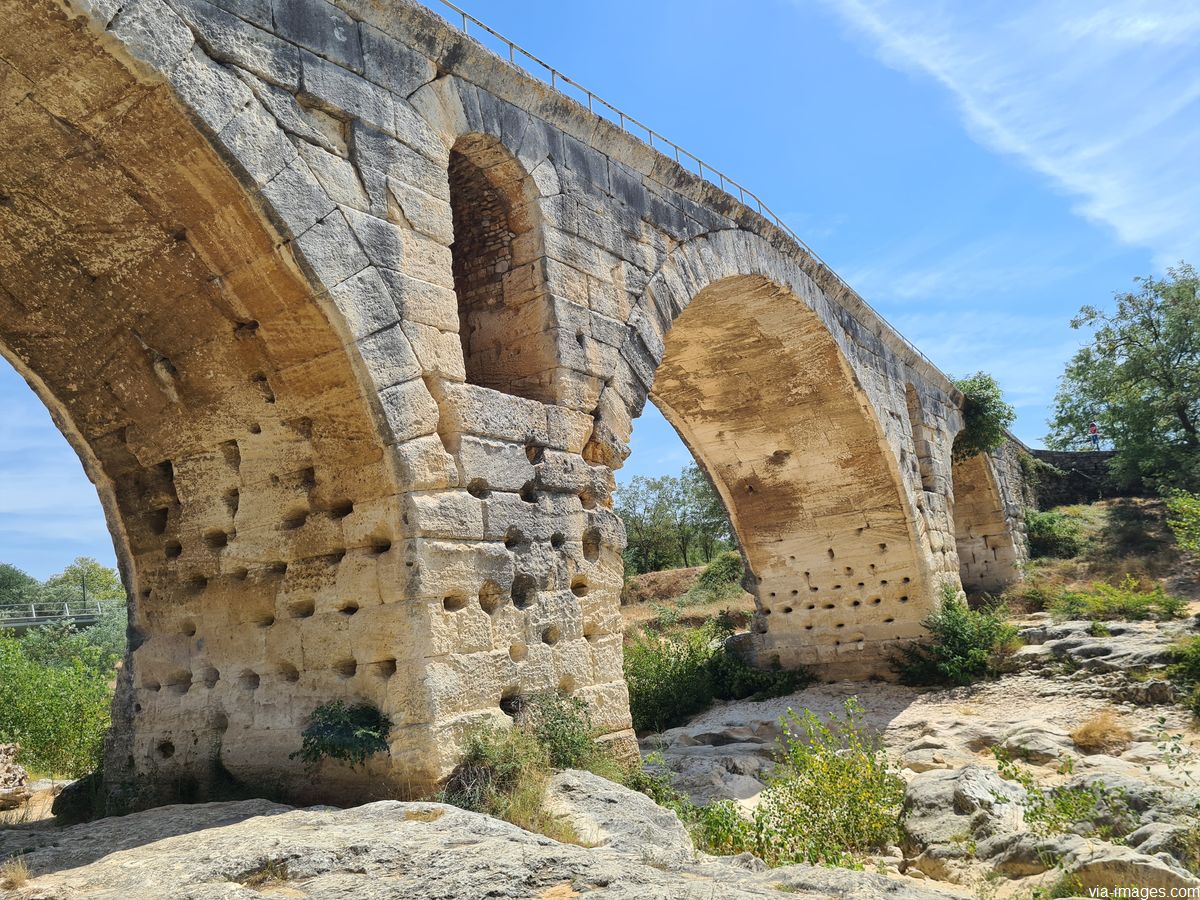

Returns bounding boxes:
[625,234,939,679]
[0,1,419,811]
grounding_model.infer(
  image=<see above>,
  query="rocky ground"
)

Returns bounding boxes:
[644,610,1200,897]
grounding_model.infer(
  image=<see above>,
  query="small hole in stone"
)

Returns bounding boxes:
[827,548,835,559]
[504,527,525,550]
[165,541,183,559]
[525,444,546,464]
[268,561,288,576]
[371,538,392,555]
[181,619,197,637]
[880,579,889,586]
[238,670,260,691]
[509,643,528,662]
[212,711,229,732]
[500,689,522,717]
[791,589,799,596]
[224,488,240,515]
[575,329,585,348]
[331,500,354,519]
[334,659,357,679]
[164,671,191,695]
[249,423,262,435]
[479,580,504,614]
[443,594,468,612]
[150,507,169,535]
[582,527,602,563]
[234,319,259,338]
[844,567,853,575]
[900,595,910,603]
[144,679,161,692]
[810,586,819,592]
[902,577,911,584]
[782,606,793,614]
[879,543,888,552]
[804,624,814,630]
[339,601,359,616]
[202,667,219,688]
[372,658,397,679]
[289,599,316,618]
[871,597,882,605]
[283,508,308,530]
[852,600,862,607]
[806,603,816,610]
[542,625,561,646]
[231,567,249,581]
[187,575,208,593]
[512,573,537,609]
[256,613,275,628]
[857,582,865,588]
[204,530,228,550]
[157,741,175,759]
[467,478,491,499]
[571,576,589,598]
[579,488,597,510]
[835,622,845,629]
[763,608,772,615]
[278,662,300,683]
[550,532,565,549]
[884,617,895,624]
[823,603,835,609]
[519,481,537,503]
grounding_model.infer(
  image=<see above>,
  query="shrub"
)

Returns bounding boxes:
[1026,508,1086,559]
[893,586,1019,686]
[513,691,604,771]
[952,372,1016,462]
[1165,489,1200,554]
[752,699,904,867]
[994,750,1133,840]
[624,618,811,733]
[442,724,573,837]
[1170,637,1200,718]
[0,632,112,777]
[1070,708,1132,754]
[1047,575,1186,622]
[682,551,744,606]
[290,701,391,770]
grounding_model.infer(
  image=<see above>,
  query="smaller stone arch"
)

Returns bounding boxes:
[952,452,1022,594]
[447,133,553,403]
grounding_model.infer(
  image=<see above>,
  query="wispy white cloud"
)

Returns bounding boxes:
[816,0,1200,264]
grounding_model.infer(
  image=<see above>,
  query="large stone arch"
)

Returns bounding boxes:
[0,0,457,809]
[603,231,944,678]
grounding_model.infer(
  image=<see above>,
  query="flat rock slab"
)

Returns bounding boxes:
[0,798,963,899]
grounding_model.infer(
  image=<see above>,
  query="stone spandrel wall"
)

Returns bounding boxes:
[2,0,1025,808]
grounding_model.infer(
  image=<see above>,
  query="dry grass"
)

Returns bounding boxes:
[236,859,289,889]
[620,566,755,634]
[1070,708,1133,755]
[1,855,30,890]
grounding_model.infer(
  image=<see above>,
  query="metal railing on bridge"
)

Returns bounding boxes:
[0,600,123,632]
[426,1,940,375]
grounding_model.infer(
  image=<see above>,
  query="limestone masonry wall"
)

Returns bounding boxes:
[0,0,1026,809]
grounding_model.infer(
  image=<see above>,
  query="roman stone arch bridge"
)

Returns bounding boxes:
[0,0,1028,809]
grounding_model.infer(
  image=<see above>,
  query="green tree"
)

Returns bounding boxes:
[615,475,683,574]
[952,372,1016,462]
[41,557,126,606]
[0,563,41,606]
[1047,263,1200,490]
[681,464,734,563]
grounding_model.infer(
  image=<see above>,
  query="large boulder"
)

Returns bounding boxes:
[0,798,964,899]
[901,765,1025,854]
[544,769,694,865]
[1059,840,1200,894]
[0,744,30,811]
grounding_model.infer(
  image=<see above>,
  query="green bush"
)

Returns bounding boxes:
[1047,575,1186,622]
[290,701,391,770]
[952,372,1016,462]
[1170,637,1200,718]
[624,618,811,733]
[994,750,1134,840]
[513,691,604,771]
[1026,508,1086,559]
[1166,489,1200,554]
[0,632,113,777]
[893,586,1019,686]
[682,551,744,606]
[752,699,904,867]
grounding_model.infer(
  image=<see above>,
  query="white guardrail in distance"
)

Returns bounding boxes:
[425,0,941,375]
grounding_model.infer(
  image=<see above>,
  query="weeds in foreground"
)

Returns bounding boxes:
[993,749,1134,840]
[1168,637,1200,718]
[0,855,30,890]
[1069,708,1132,755]
[893,586,1019,686]
[235,859,290,888]
[1026,508,1087,559]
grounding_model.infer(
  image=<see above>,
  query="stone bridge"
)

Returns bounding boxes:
[0,0,1027,809]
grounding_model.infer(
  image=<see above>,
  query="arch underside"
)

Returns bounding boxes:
[0,3,410,808]
[952,452,1021,595]
[651,275,932,676]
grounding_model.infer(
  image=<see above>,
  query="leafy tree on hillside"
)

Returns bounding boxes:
[615,465,736,574]
[0,563,40,605]
[682,464,734,563]
[1047,263,1200,490]
[41,556,126,606]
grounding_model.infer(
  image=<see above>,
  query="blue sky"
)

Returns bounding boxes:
[2,0,1196,577]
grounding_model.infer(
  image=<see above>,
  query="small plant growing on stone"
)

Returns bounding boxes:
[952,372,1015,462]
[1069,708,1132,755]
[290,701,391,770]
[893,585,1019,686]
[993,749,1132,840]
[514,691,605,772]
